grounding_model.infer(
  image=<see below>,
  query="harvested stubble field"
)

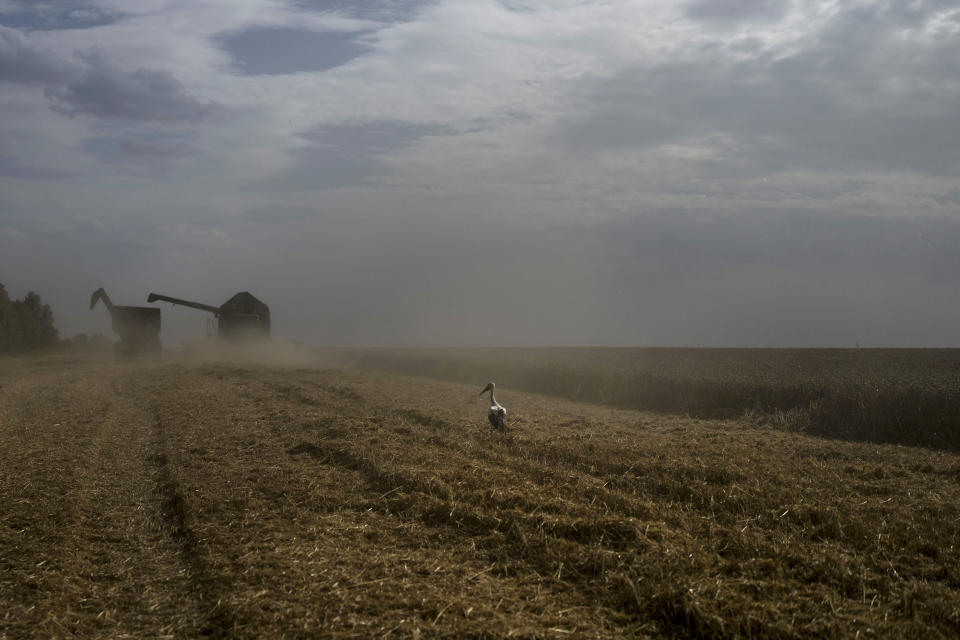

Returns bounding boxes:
[342,348,960,451]
[1,351,959,639]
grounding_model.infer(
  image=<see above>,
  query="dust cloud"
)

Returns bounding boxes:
[173,340,323,368]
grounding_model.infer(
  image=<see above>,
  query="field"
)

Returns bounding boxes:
[341,348,960,451]
[1,350,959,638]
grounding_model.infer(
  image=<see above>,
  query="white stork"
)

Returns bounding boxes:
[480,381,507,431]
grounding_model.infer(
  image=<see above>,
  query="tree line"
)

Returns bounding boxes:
[0,282,60,353]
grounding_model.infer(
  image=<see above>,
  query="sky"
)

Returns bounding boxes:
[1,0,959,347]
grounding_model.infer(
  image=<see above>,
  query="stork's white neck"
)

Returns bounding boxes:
[488,387,497,406]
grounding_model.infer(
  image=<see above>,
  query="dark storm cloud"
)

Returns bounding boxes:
[219,27,368,75]
[1,28,218,122]
[563,2,960,176]
[0,25,77,85]
[45,49,220,121]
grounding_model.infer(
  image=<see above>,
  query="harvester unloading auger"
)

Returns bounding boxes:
[146,291,270,341]
[90,288,162,357]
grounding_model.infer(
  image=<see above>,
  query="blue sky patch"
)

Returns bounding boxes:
[219,27,368,75]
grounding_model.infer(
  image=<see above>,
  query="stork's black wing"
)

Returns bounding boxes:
[488,407,507,430]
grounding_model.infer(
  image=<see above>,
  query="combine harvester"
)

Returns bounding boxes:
[147,291,270,341]
[89,287,162,358]
[147,290,316,365]
[146,291,278,361]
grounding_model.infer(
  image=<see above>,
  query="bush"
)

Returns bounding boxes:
[0,282,60,354]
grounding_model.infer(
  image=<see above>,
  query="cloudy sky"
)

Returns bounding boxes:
[1,0,959,347]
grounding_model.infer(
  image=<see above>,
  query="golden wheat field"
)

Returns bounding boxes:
[1,351,959,639]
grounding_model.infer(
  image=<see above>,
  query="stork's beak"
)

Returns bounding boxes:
[480,382,492,395]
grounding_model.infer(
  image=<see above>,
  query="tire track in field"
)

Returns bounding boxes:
[346,404,661,524]
[277,378,707,603]
[14,373,126,635]
[0,372,112,638]
[63,373,214,638]
[272,372,702,623]
[149,411,239,639]
[286,433,670,594]
[361,388,746,525]
[1,365,214,639]
[285,373,703,527]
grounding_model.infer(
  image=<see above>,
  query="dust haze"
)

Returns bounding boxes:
[2,1,960,348]
[174,340,321,368]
